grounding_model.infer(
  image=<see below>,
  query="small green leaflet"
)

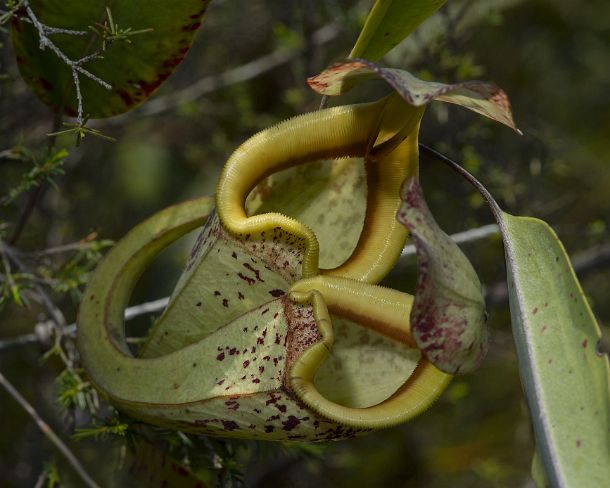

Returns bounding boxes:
[349,0,448,61]
[501,213,610,487]
[12,0,210,118]
[308,58,520,133]
[397,177,488,374]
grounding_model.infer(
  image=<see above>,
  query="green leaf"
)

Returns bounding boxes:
[350,0,448,61]
[12,0,210,118]
[501,213,610,487]
[308,58,521,133]
[397,177,487,374]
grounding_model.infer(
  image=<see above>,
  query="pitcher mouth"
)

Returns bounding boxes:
[77,97,451,440]
[216,94,424,284]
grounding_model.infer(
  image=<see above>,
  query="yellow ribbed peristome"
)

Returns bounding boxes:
[288,276,451,429]
[216,94,424,282]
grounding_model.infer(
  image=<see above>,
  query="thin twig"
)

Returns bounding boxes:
[0,331,37,350]
[22,0,110,124]
[417,143,610,313]
[8,183,45,245]
[0,296,169,351]
[33,469,47,488]
[419,142,504,221]
[71,69,83,123]
[1,241,67,329]
[401,223,499,258]
[318,95,329,110]
[1,237,609,351]
[8,61,65,246]
[17,238,106,257]
[0,242,20,302]
[123,296,169,320]
[107,22,341,122]
[0,371,101,488]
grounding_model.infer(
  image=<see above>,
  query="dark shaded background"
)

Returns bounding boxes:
[1,0,609,486]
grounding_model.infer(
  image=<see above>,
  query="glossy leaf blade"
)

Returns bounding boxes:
[349,0,447,61]
[12,0,210,118]
[308,59,520,132]
[501,213,610,487]
[397,177,487,374]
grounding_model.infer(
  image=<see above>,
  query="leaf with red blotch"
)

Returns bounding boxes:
[12,0,210,118]
[397,177,488,375]
[308,58,521,134]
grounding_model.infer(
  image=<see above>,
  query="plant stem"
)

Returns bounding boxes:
[8,112,63,245]
[1,240,67,329]
[0,371,101,488]
[400,223,499,258]
[418,142,504,222]
[0,296,169,351]
[8,183,46,245]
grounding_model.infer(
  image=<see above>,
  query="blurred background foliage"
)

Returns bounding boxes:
[1,0,609,486]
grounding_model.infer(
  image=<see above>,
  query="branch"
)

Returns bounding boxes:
[2,229,606,352]
[0,219,499,353]
[1,241,607,350]
[401,223,499,258]
[21,0,110,124]
[7,3,112,244]
[0,296,169,351]
[106,22,342,122]
[1,240,67,329]
[18,236,108,257]
[384,0,527,66]
[416,143,610,310]
[0,371,101,488]
[7,183,46,245]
